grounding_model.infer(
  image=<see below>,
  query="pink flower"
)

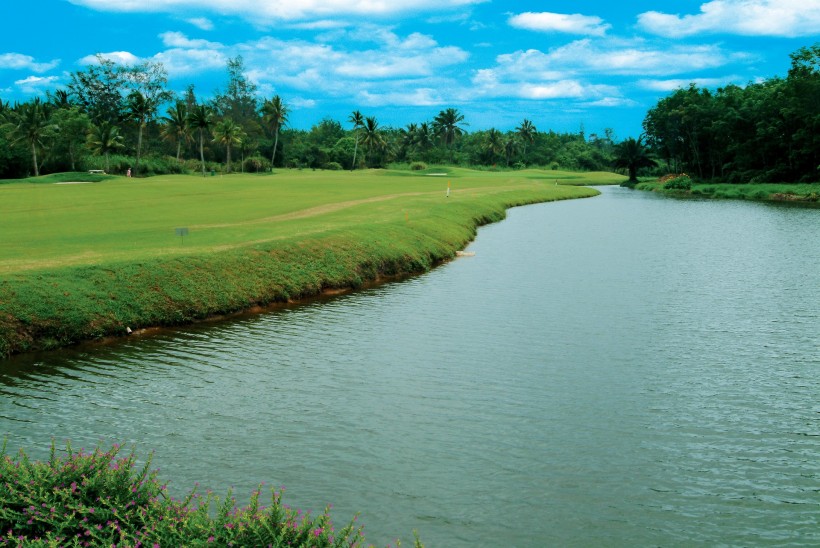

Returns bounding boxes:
[207,537,215,543]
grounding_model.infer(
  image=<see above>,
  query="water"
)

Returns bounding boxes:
[1,187,818,546]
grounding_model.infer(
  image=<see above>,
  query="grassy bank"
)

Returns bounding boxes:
[0,168,612,357]
[634,179,820,202]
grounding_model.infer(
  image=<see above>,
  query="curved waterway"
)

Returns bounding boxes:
[2,186,818,546]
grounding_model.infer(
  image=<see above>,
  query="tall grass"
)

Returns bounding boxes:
[0,441,422,547]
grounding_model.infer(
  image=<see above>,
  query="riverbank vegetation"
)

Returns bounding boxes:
[0,169,610,357]
[642,44,820,184]
[0,441,421,547]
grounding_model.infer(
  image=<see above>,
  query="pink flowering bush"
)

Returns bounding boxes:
[0,441,422,548]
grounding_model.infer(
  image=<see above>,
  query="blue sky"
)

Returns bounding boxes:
[2,0,819,138]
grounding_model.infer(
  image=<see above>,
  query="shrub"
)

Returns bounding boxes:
[324,162,343,171]
[662,174,692,191]
[409,161,428,171]
[513,162,526,170]
[0,441,423,547]
[549,162,559,171]
[242,156,271,173]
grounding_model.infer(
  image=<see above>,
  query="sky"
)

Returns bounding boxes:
[2,0,819,138]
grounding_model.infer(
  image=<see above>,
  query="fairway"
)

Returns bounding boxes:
[0,168,618,275]
[0,167,619,356]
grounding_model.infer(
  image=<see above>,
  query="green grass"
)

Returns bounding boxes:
[635,180,820,202]
[0,172,118,185]
[0,168,607,356]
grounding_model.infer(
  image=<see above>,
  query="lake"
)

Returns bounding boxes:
[1,186,818,546]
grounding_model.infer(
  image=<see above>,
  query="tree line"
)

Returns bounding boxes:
[642,43,820,183]
[0,56,618,179]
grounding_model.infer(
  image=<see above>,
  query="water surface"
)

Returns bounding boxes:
[2,187,818,546]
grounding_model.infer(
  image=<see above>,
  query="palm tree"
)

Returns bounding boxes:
[348,110,364,170]
[161,101,190,162]
[261,95,289,169]
[7,99,54,177]
[516,118,536,161]
[415,122,435,160]
[86,121,124,173]
[614,137,657,183]
[504,133,518,167]
[361,116,385,168]
[212,119,242,173]
[126,91,157,177]
[433,108,467,163]
[400,122,418,159]
[188,105,213,177]
[484,128,505,165]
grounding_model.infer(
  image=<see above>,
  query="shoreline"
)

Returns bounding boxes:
[0,186,598,358]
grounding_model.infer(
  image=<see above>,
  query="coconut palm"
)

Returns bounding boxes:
[261,95,289,169]
[6,99,55,177]
[86,121,124,173]
[361,116,385,168]
[161,101,191,162]
[504,133,518,167]
[433,108,467,163]
[212,119,243,173]
[188,104,213,177]
[516,118,536,161]
[126,91,157,177]
[348,110,364,170]
[614,137,657,183]
[484,128,505,165]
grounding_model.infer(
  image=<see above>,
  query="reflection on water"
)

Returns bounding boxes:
[1,187,818,546]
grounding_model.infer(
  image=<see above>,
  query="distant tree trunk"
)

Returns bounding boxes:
[199,129,206,177]
[32,143,39,177]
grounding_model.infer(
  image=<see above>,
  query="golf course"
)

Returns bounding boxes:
[0,167,619,356]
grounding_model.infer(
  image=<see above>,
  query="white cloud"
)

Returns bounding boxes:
[639,0,820,37]
[185,17,214,30]
[290,97,317,108]
[358,88,443,106]
[67,0,488,22]
[15,75,61,93]
[508,12,611,36]
[497,40,739,77]
[80,51,142,65]
[152,48,227,77]
[160,31,223,50]
[637,76,743,92]
[0,53,60,73]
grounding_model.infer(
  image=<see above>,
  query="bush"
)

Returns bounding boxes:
[324,161,343,171]
[662,174,692,191]
[242,156,271,173]
[409,161,428,171]
[0,441,423,547]
[513,162,526,170]
[549,162,559,171]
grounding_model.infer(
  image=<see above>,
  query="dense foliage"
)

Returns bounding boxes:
[0,441,422,547]
[0,57,616,179]
[643,44,820,183]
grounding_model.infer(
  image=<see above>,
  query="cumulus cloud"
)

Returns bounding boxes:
[358,88,444,106]
[67,0,488,22]
[0,53,60,73]
[508,12,611,36]
[499,39,739,77]
[638,0,820,37]
[80,51,142,65]
[637,76,743,92]
[15,75,61,93]
[185,17,214,30]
